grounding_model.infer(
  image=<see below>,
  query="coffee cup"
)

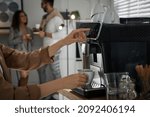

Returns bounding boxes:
[78,69,95,85]
[35,24,40,30]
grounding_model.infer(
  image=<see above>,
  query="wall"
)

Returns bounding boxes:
[54,0,91,20]
[23,0,44,28]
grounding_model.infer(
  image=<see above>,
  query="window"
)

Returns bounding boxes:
[114,0,150,18]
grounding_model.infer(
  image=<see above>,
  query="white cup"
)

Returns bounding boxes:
[78,69,95,85]
[35,24,40,30]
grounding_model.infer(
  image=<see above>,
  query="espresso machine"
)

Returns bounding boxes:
[72,22,106,98]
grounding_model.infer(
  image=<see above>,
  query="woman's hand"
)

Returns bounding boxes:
[38,73,88,98]
[22,34,32,42]
[39,31,45,38]
[26,34,32,41]
[62,73,88,89]
[47,28,90,58]
[62,28,90,45]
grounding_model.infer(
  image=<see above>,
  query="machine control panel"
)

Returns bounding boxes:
[76,22,101,40]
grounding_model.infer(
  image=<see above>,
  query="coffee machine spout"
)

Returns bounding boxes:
[82,42,90,69]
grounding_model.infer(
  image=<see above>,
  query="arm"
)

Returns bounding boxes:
[0,70,87,99]
[0,76,41,100]
[1,28,89,99]
[38,74,87,98]
[0,44,42,100]
[39,16,65,39]
[3,45,53,70]
[39,28,90,98]
[46,17,65,39]
[47,28,89,57]
[5,28,88,70]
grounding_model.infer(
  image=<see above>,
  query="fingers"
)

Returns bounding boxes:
[64,28,90,45]
[73,28,90,41]
[76,74,88,87]
[79,32,86,40]
[39,31,45,38]
[78,73,88,82]
[74,32,86,41]
[75,28,90,33]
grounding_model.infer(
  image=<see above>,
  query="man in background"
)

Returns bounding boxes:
[38,0,66,99]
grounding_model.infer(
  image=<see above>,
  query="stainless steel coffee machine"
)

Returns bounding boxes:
[72,22,106,98]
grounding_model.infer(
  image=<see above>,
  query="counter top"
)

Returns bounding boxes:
[58,89,106,100]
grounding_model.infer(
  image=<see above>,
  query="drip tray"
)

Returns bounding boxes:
[72,86,106,98]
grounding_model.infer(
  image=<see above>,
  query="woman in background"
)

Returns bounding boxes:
[8,10,33,86]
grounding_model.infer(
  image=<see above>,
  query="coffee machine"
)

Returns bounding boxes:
[72,22,106,98]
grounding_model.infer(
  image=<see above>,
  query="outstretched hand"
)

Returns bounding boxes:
[63,28,90,45]
[47,28,90,60]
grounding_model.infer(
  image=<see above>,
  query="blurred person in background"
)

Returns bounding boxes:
[8,10,33,86]
[37,0,66,99]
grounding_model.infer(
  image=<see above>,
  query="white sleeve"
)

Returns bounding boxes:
[51,16,66,40]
